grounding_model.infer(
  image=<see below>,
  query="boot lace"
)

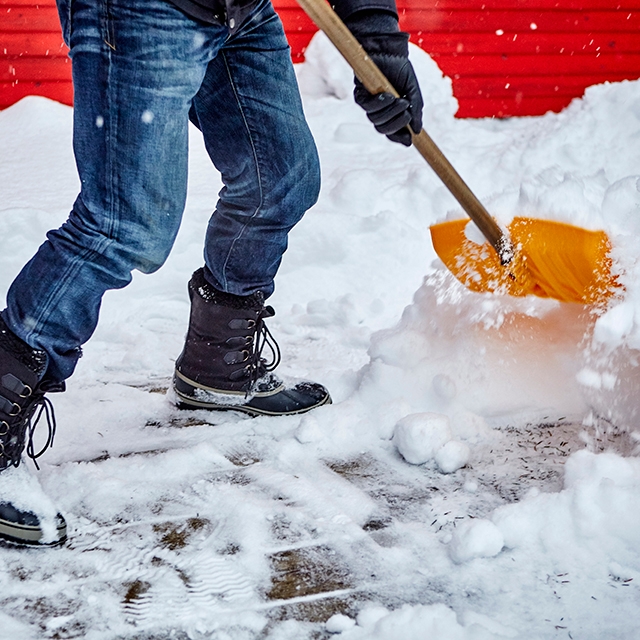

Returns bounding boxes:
[227,306,282,392]
[0,394,57,471]
[25,395,57,470]
[249,306,282,390]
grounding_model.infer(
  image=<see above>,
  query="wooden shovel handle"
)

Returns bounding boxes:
[295,0,511,261]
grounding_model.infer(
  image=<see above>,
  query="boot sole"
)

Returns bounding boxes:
[173,370,332,417]
[174,390,332,416]
[0,516,67,547]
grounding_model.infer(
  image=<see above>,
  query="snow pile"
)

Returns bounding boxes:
[493,450,640,569]
[326,603,516,639]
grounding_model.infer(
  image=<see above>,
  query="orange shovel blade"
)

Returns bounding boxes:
[430,217,618,305]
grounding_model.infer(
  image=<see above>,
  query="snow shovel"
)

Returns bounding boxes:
[295,0,619,305]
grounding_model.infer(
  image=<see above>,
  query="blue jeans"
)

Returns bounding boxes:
[3,0,320,382]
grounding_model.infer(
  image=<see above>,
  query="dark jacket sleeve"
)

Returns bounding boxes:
[331,0,398,21]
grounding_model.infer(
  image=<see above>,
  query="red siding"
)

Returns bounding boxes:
[398,0,640,116]
[1,0,639,117]
[0,0,73,108]
[276,0,640,117]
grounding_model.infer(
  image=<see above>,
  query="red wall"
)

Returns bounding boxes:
[401,0,640,117]
[1,0,640,117]
[276,0,640,117]
[1,0,72,109]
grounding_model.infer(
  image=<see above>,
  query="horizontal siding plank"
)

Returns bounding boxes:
[0,79,72,108]
[433,53,640,75]
[0,0,64,4]
[397,0,640,10]
[398,11,640,33]
[1,32,68,56]
[0,56,70,81]
[453,73,633,97]
[1,6,62,31]
[275,7,316,29]
[409,32,640,54]
[273,23,640,58]
[284,32,314,60]
[456,95,575,117]
[284,32,314,46]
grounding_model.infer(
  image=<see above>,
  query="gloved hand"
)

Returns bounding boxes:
[344,10,423,146]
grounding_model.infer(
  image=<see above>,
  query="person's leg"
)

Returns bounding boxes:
[173,0,329,414]
[4,0,227,383]
[191,0,321,298]
[0,0,227,545]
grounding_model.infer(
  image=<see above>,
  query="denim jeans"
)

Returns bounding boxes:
[3,0,320,382]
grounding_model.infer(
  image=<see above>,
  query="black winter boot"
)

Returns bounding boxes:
[173,269,331,416]
[0,315,67,546]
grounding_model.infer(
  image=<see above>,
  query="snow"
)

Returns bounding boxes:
[0,465,60,544]
[1,31,640,639]
[434,440,470,474]
[392,412,452,465]
[449,519,504,564]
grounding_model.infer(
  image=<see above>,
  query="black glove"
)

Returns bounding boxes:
[344,10,423,147]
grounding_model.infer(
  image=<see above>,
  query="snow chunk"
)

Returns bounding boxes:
[576,367,617,390]
[355,605,389,628]
[435,440,470,473]
[449,519,505,564]
[326,613,356,633]
[393,412,452,465]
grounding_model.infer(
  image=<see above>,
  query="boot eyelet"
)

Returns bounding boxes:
[241,350,250,363]
[0,421,9,436]
[247,320,256,329]
[19,385,32,398]
[8,403,21,417]
[0,442,5,455]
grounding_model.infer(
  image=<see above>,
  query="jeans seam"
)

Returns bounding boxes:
[218,50,264,293]
[103,0,117,240]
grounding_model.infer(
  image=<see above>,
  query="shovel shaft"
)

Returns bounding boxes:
[295,0,510,260]
[411,131,508,257]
